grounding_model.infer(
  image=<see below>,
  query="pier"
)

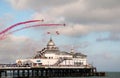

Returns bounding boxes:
[0,38,106,77]
[0,65,102,77]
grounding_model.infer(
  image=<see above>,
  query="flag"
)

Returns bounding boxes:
[47,32,50,34]
[56,31,60,35]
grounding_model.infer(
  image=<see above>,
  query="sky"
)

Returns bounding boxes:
[0,0,120,72]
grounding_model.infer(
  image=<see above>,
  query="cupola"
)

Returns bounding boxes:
[47,38,58,50]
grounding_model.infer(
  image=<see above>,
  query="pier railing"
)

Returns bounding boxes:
[0,64,92,69]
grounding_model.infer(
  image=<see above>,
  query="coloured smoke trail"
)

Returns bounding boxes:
[9,24,65,34]
[0,19,44,35]
[0,20,65,40]
[0,19,44,40]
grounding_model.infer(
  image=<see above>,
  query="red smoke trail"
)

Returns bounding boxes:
[0,23,65,40]
[0,19,43,35]
[8,24,65,34]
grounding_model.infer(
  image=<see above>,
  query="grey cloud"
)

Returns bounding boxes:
[8,0,120,23]
[87,0,120,9]
[7,0,120,38]
[8,0,120,24]
[0,35,42,63]
[49,24,120,38]
[29,0,120,37]
[62,0,120,24]
[8,0,78,10]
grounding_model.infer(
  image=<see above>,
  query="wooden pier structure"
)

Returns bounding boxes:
[0,65,105,77]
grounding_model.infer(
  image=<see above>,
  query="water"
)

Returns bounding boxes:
[1,72,120,78]
[53,72,120,78]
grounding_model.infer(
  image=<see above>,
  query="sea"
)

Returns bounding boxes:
[1,72,120,78]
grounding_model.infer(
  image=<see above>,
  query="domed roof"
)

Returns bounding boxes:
[47,38,55,46]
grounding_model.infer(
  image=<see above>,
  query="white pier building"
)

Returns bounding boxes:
[16,38,92,68]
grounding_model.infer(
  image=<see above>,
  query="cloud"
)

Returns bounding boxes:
[87,0,120,9]
[61,0,120,24]
[27,0,120,38]
[8,0,120,24]
[31,12,65,24]
[8,0,78,10]
[28,0,120,24]
[40,23,120,38]
[0,35,42,63]
[7,0,120,38]
[59,41,90,52]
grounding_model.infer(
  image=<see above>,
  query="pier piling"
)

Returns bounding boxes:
[0,67,105,77]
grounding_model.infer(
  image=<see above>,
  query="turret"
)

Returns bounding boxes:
[47,38,59,50]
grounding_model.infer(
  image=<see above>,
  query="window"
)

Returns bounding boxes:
[36,60,41,62]
[74,62,83,66]
[48,57,53,59]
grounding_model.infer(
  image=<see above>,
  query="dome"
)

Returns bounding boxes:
[47,38,55,46]
[46,38,59,50]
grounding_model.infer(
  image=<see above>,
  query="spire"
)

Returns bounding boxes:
[70,46,75,54]
[50,37,52,42]
[71,49,74,54]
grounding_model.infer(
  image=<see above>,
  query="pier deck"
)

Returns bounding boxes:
[0,65,99,77]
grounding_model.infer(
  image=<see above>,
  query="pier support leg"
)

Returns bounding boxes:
[4,71,7,77]
[17,70,20,77]
[22,70,25,77]
[31,70,34,77]
[0,72,1,77]
[41,70,43,77]
[13,70,15,77]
